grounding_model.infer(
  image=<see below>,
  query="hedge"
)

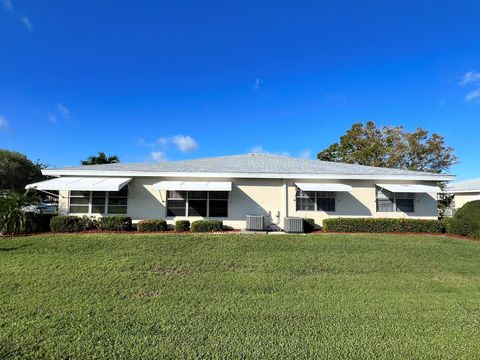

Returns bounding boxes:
[445,201,480,239]
[137,219,167,232]
[191,220,223,233]
[175,220,190,232]
[323,218,444,233]
[50,216,96,233]
[97,216,132,231]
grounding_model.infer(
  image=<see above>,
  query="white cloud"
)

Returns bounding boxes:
[299,149,312,159]
[250,146,290,157]
[47,111,57,123]
[250,145,266,153]
[460,71,480,86]
[19,15,33,31]
[466,89,480,103]
[253,78,263,91]
[2,0,13,12]
[172,135,198,152]
[157,137,169,146]
[0,115,9,131]
[150,151,167,162]
[57,103,70,119]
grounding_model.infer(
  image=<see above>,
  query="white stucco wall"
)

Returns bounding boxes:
[454,192,480,209]
[57,177,440,229]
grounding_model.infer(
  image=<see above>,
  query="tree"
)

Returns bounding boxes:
[317,122,457,173]
[81,152,120,165]
[0,149,45,192]
[0,190,39,235]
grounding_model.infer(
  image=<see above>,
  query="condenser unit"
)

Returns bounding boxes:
[284,217,304,233]
[246,215,265,231]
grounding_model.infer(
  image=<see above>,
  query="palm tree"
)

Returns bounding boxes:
[0,190,39,235]
[81,152,120,165]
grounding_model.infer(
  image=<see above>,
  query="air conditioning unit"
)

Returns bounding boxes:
[284,217,304,233]
[246,215,265,231]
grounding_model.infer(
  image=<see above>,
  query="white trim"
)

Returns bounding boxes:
[445,189,480,194]
[42,169,455,181]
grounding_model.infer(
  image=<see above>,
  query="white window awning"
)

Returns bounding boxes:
[295,183,353,192]
[153,181,232,191]
[26,177,132,192]
[376,184,441,193]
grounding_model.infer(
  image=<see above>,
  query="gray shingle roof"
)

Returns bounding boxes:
[46,153,451,178]
[447,178,480,192]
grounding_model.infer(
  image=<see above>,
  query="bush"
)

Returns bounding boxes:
[137,219,167,232]
[303,218,316,233]
[50,216,96,233]
[322,218,444,233]
[175,220,190,232]
[97,216,132,231]
[191,220,223,233]
[445,201,480,239]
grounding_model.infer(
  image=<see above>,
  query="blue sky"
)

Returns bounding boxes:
[1,1,479,180]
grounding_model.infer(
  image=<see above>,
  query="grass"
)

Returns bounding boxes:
[1,233,480,359]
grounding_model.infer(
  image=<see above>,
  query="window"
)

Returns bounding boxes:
[395,193,414,213]
[107,187,128,214]
[376,188,395,212]
[69,188,128,214]
[166,191,228,217]
[317,192,335,212]
[296,189,335,212]
[69,191,90,214]
[376,187,414,213]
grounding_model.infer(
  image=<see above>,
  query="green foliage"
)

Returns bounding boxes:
[0,149,45,192]
[0,191,40,235]
[137,219,167,232]
[50,216,97,233]
[175,220,190,232]
[323,217,444,233]
[1,233,480,358]
[317,122,457,173]
[445,201,480,239]
[97,216,132,231]
[81,152,120,165]
[191,220,223,232]
[303,218,315,233]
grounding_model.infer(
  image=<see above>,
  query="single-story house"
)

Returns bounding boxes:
[26,153,454,230]
[446,178,480,209]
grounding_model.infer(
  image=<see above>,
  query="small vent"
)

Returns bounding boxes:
[246,215,265,231]
[284,217,304,233]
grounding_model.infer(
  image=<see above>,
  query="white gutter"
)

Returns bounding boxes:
[42,169,455,181]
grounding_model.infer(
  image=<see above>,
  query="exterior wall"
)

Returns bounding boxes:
[288,179,439,227]
[57,177,440,229]
[454,192,480,209]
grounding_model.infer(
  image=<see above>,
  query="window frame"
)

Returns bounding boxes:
[166,190,228,218]
[376,187,415,213]
[295,188,336,212]
[68,188,128,215]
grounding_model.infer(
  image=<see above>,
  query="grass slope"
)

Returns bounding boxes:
[1,233,480,359]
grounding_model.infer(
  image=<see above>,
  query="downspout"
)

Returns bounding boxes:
[282,179,289,228]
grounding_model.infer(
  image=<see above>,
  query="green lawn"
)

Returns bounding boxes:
[1,233,480,359]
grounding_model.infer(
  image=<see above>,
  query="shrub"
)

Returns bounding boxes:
[445,201,480,239]
[191,220,223,233]
[303,218,315,233]
[50,215,96,233]
[175,220,190,232]
[97,216,132,231]
[137,219,167,232]
[322,218,444,233]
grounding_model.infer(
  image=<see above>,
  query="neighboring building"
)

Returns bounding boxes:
[447,178,480,209]
[26,154,454,230]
